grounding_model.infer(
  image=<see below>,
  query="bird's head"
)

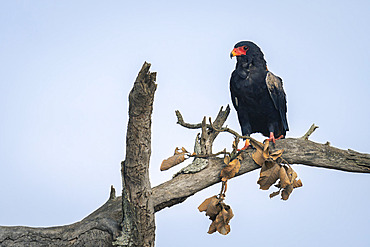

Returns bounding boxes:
[230,41,264,59]
[230,41,267,68]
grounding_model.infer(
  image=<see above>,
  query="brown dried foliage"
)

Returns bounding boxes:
[257,161,281,190]
[220,154,242,182]
[160,147,190,171]
[198,196,234,235]
[165,134,304,237]
[198,144,243,235]
[252,140,303,200]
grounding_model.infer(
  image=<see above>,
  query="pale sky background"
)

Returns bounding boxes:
[1,1,370,246]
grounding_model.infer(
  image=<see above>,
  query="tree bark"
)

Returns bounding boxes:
[114,62,157,247]
[1,137,369,246]
[152,137,370,211]
[1,64,369,246]
[0,197,122,247]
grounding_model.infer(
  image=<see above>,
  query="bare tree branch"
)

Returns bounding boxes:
[300,123,319,140]
[1,64,369,246]
[3,136,368,246]
[153,138,370,211]
[0,196,122,247]
[115,62,157,247]
[176,107,246,140]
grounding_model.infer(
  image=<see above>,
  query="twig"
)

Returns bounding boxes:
[175,110,203,129]
[188,149,230,158]
[175,109,256,141]
[109,185,116,200]
[219,181,227,196]
[209,117,222,134]
[300,123,319,140]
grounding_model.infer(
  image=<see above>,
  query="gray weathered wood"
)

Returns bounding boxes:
[114,62,157,247]
[1,63,369,246]
[0,197,122,247]
[153,137,370,211]
[2,137,368,246]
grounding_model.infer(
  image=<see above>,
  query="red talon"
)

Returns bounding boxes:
[267,132,276,143]
[266,132,284,143]
[237,139,251,151]
[276,135,284,140]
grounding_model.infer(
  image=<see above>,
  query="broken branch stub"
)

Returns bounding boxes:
[300,123,319,140]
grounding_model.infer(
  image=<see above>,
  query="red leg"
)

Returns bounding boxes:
[266,133,284,143]
[276,135,284,140]
[267,132,276,143]
[237,139,251,151]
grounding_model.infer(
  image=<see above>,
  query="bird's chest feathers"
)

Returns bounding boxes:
[234,66,267,98]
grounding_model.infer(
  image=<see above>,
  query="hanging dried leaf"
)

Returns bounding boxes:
[269,190,281,199]
[205,197,222,221]
[283,166,296,184]
[252,140,283,167]
[216,208,233,235]
[207,203,234,235]
[250,138,264,150]
[174,147,189,155]
[279,166,291,188]
[224,155,231,165]
[198,195,218,212]
[160,153,187,171]
[221,205,234,223]
[160,147,190,171]
[293,179,303,188]
[200,194,234,235]
[270,149,284,161]
[220,156,241,181]
[210,211,226,235]
[260,158,276,172]
[252,148,265,167]
[218,224,231,235]
[252,141,269,166]
[291,170,298,183]
[257,161,281,190]
[281,184,293,200]
[261,165,303,200]
[250,139,265,166]
[207,220,217,234]
[262,140,270,160]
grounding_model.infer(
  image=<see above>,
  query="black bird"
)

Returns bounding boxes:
[230,41,288,149]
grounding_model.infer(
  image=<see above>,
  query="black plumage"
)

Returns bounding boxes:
[230,41,288,145]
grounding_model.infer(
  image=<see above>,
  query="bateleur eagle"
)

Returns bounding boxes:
[230,41,289,149]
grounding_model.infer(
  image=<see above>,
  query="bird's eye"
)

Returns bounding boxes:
[243,46,248,50]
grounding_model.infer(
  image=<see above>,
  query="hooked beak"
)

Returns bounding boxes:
[230,50,236,59]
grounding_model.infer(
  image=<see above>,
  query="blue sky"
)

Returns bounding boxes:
[0,1,369,246]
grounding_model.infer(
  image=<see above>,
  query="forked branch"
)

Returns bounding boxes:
[176,106,257,143]
[157,106,370,210]
[300,123,319,140]
[1,65,369,247]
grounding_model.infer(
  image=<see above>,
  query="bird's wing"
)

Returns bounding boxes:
[265,71,289,131]
[230,71,239,110]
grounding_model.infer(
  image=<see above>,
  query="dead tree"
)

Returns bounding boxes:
[0,62,369,246]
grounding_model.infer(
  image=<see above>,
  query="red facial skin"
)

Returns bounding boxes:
[231,46,249,57]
